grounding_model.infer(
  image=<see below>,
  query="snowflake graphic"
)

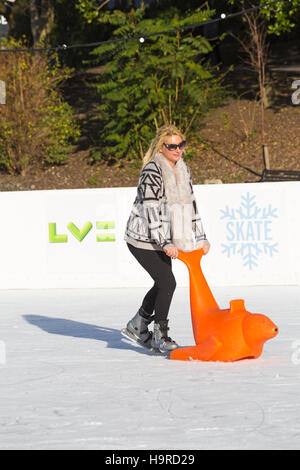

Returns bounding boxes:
[220,192,279,270]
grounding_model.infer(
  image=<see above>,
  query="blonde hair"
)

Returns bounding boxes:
[142,125,186,168]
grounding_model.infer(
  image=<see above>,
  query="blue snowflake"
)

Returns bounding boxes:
[220,193,279,270]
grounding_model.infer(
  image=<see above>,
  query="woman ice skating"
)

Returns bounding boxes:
[123,124,210,354]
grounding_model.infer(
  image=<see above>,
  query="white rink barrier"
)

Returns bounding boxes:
[0,181,299,289]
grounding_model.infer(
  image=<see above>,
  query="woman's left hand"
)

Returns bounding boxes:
[202,242,210,255]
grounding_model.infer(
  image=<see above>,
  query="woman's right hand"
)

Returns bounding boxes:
[165,246,178,259]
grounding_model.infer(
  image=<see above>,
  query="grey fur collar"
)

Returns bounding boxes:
[154,152,192,205]
[154,152,195,251]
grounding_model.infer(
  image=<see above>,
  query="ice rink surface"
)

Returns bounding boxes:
[0,285,299,450]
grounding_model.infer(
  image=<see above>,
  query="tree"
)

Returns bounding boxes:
[0,37,80,174]
[0,0,54,45]
[227,0,300,170]
[50,0,113,67]
[85,5,227,163]
[0,0,112,67]
[227,1,270,169]
[0,0,32,40]
[29,0,54,45]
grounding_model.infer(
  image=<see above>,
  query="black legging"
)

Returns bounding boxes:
[127,243,176,322]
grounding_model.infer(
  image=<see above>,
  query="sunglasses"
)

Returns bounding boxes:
[163,141,186,152]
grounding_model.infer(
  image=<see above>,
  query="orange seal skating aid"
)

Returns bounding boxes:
[170,249,278,362]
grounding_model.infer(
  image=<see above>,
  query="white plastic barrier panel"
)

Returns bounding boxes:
[193,182,300,287]
[0,182,299,289]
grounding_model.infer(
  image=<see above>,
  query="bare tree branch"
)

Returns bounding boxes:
[96,0,111,12]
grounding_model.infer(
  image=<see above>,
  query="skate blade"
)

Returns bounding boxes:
[151,347,170,357]
[121,328,153,350]
[121,328,168,356]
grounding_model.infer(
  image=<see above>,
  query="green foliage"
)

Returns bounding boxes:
[76,0,102,23]
[89,5,227,162]
[0,37,80,175]
[227,0,300,35]
[260,0,300,35]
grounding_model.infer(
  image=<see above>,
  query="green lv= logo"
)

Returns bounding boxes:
[49,221,116,243]
[67,222,92,242]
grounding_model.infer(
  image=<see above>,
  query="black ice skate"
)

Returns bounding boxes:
[121,307,154,349]
[151,320,179,354]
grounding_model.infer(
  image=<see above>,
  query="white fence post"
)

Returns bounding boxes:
[0,80,6,105]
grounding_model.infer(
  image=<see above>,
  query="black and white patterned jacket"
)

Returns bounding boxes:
[124,159,208,251]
